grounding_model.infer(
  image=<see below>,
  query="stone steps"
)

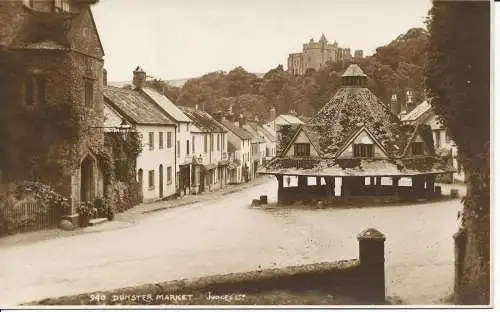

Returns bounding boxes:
[88,218,108,226]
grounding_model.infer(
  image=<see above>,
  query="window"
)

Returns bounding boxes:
[210,134,214,151]
[411,142,424,155]
[217,134,220,150]
[84,78,94,108]
[222,134,225,150]
[294,143,311,157]
[54,0,71,12]
[186,140,190,155]
[445,132,451,144]
[177,140,180,157]
[24,76,46,107]
[353,144,374,157]
[204,134,208,153]
[192,136,195,154]
[148,170,155,189]
[167,167,172,184]
[159,132,164,149]
[177,124,180,132]
[167,132,172,148]
[148,132,154,150]
[435,131,441,148]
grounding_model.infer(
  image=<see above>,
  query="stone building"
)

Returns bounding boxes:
[401,99,464,183]
[103,80,177,202]
[259,64,454,205]
[219,116,253,184]
[180,106,229,194]
[0,0,106,219]
[130,67,194,197]
[287,34,361,76]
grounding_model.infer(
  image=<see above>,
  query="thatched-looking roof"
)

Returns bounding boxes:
[308,87,407,157]
[261,64,454,177]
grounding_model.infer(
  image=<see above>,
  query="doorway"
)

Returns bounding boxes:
[80,155,95,203]
[159,164,164,198]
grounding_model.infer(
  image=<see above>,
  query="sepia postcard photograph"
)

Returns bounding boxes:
[0,0,493,309]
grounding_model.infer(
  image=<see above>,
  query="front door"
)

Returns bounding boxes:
[159,165,164,198]
[80,155,95,203]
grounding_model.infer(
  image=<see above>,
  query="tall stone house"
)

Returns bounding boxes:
[103,75,177,202]
[129,67,194,197]
[180,107,229,193]
[219,117,253,184]
[287,34,362,76]
[0,0,106,220]
[241,122,265,179]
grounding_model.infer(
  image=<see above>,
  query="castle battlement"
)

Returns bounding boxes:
[288,34,362,76]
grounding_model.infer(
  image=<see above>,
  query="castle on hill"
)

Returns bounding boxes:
[287,34,363,76]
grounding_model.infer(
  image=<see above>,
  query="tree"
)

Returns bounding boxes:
[426,0,490,304]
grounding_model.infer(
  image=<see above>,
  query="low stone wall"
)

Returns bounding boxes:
[26,229,387,306]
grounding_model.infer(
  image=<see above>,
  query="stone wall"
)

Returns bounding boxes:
[26,229,387,306]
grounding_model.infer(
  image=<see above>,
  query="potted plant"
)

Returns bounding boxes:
[93,198,107,218]
[77,202,93,227]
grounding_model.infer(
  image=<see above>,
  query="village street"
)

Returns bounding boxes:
[0,177,460,306]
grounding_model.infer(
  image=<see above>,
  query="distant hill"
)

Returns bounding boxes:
[109,73,265,89]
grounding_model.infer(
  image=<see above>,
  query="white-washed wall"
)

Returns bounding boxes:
[137,125,176,201]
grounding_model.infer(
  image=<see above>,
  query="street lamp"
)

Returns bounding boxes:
[89,118,132,140]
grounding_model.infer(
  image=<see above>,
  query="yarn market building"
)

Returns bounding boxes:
[258,64,454,205]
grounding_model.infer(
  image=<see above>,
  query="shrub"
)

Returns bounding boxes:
[0,181,70,235]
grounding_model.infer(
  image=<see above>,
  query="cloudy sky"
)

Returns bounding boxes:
[92,0,432,82]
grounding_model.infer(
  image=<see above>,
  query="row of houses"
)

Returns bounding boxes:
[103,67,277,202]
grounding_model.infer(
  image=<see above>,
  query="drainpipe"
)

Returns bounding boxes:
[174,124,177,195]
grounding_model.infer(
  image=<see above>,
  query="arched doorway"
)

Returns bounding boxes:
[80,155,95,203]
[159,165,164,198]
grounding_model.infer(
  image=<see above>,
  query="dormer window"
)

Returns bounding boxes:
[294,143,310,157]
[411,142,424,155]
[353,144,374,157]
[54,0,71,12]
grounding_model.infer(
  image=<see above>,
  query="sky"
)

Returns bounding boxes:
[92,0,432,82]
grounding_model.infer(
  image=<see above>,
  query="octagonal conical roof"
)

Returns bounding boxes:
[342,64,367,77]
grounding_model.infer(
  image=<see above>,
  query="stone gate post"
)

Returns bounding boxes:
[357,228,386,304]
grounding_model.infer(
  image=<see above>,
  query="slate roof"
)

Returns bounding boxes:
[103,86,175,126]
[258,125,276,142]
[259,156,453,176]
[275,114,305,126]
[401,100,432,122]
[220,120,253,140]
[179,107,226,133]
[243,123,265,144]
[142,88,191,123]
[12,11,76,49]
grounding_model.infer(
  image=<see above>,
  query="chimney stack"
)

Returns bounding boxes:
[269,106,276,121]
[132,66,146,90]
[103,68,107,86]
[390,93,399,116]
[238,114,245,127]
